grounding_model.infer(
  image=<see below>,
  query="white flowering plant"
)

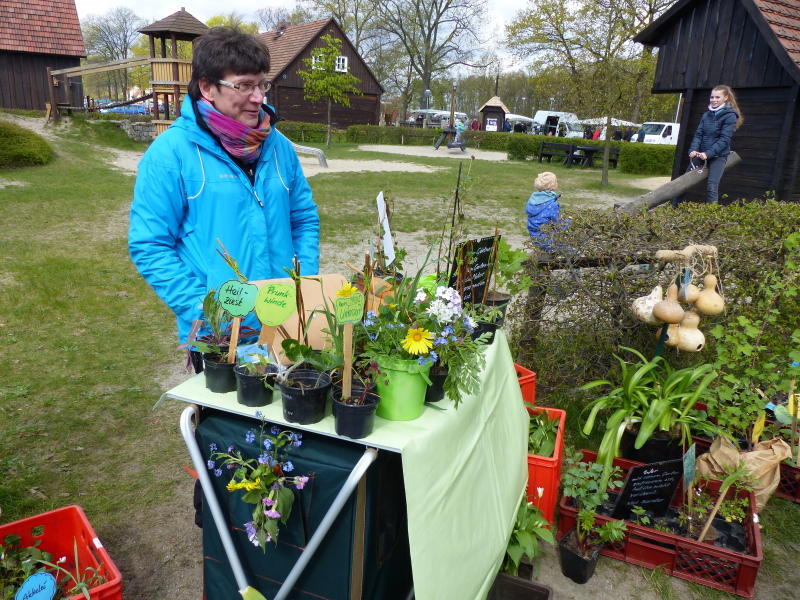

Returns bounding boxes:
[355,273,488,408]
[207,415,309,551]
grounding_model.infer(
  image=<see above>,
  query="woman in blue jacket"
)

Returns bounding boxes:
[129,28,320,346]
[687,85,743,204]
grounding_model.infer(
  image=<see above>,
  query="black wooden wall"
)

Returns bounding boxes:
[0,51,83,110]
[272,86,379,126]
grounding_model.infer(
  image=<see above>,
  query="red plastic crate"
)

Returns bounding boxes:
[0,505,123,600]
[526,406,566,525]
[557,450,762,598]
[514,363,536,406]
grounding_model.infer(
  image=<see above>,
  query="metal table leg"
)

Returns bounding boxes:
[181,405,380,600]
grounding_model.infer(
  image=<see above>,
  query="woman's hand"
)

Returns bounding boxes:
[689,150,698,158]
[697,152,707,160]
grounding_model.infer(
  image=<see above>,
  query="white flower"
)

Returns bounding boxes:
[427,299,459,323]
[537,486,545,498]
[414,288,428,303]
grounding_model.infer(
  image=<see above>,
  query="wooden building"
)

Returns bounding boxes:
[257,19,383,126]
[635,0,800,202]
[479,96,510,132]
[0,0,86,110]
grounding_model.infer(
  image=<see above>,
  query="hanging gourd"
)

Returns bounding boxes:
[695,274,725,315]
[631,285,663,325]
[656,323,682,347]
[652,283,685,324]
[676,310,705,352]
[680,282,701,304]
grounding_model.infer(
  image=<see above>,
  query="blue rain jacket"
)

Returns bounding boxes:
[526,190,562,250]
[129,96,320,343]
[689,106,738,159]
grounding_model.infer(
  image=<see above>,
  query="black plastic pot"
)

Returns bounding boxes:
[425,366,449,403]
[620,426,682,464]
[485,291,512,324]
[557,530,601,584]
[487,573,553,600]
[202,353,236,393]
[472,320,499,344]
[234,364,276,407]
[332,391,379,439]
[277,369,332,425]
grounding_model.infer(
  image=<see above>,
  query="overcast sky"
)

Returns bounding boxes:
[74,0,531,70]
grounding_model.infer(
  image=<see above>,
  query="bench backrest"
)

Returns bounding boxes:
[539,142,573,152]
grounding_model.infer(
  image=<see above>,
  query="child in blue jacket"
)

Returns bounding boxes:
[526,172,562,251]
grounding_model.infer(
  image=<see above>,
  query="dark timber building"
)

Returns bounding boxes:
[635,0,800,202]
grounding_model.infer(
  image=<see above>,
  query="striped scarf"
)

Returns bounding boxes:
[197,99,271,163]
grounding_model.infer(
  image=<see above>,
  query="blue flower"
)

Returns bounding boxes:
[429,351,438,362]
[442,325,455,336]
[263,439,273,450]
[270,425,280,435]
[368,332,378,341]
[254,411,263,419]
[214,468,223,477]
[209,443,218,452]
[283,461,294,472]
[206,460,216,470]
[434,336,448,346]
[258,452,270,465]
[245,430,256,444]
[227,445,234,453]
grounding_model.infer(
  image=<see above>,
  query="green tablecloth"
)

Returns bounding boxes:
[162,330,528,600]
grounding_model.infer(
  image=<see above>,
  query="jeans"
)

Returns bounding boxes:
[672,155,728,206]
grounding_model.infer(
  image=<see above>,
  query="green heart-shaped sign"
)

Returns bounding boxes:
[256,283,297,326]
[218,280,258,317]
[335,292,365,324]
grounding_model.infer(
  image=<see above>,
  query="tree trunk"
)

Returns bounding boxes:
[326,98,332,148]
[600,115,612,187]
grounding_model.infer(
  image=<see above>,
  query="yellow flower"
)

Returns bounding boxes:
[402,327,433,355]
[337,282,358,297]
[243,478,261,491]
[226,480,248,492]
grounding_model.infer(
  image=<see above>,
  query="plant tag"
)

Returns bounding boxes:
[752,412,766,444]
[611,459,683,520]
[15,572,57,600]
[255,283,296,326]
[335,292,365,324]
[218,280,258,317]
[683,443,696,490]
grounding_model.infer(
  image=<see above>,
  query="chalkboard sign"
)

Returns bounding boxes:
[611,459,683,520]
[448,235,500,304]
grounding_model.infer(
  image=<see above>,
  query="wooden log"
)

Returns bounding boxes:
[615,151,742,214]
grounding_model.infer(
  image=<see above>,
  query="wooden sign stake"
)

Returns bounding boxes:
[227,317,241,363]
[257,325,277,348]
[342,323,354,400]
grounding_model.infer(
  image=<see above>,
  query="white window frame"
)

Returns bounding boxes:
[335,55,348,73]
[311,55,321,69]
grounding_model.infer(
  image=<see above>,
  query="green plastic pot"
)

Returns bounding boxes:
[374,356,433,421]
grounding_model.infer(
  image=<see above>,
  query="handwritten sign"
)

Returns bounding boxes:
[255,283,296,326]
[15,572,57,600]
[218,280,258,317]
[611,459,683,520]
[336,292,365,324]
[448,235,500,304]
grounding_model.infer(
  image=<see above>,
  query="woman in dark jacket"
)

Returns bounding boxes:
[687,84,743,203]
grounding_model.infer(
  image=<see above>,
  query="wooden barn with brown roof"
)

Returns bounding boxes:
[257,19,383,126]
[635,0,800,203]
[0,0,86,110]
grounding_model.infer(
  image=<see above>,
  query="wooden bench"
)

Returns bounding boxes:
[538,142,575,164]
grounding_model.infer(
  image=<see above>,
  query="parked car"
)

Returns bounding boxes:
[632,122,680,145]
[532,111,584,138]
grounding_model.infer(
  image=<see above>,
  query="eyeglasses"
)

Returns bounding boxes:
[218,79,271,95]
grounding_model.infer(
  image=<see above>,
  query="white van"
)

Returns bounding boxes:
[634,122,680,145]
[532,111,583,138]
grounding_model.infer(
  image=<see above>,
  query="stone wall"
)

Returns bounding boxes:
[117,120,155,142]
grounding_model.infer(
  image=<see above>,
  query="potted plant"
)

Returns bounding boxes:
[207,417,309,551]
[488,498,554,599]
[192,290,236,393]
[581,348,721,474]
[273,339,337,425]
[234,354,278,408]
[356,271,488,418]
[526,406,567,524]
[557,450,626,584]
[486,238,534,314]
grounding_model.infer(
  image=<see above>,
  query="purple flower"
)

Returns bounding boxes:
[214,468,223,477]
[254,411,263,419]
[264,509,281,519]
[209,443,218,452]
[263,438,273,450]
[227,445,234,453]
[295,475,309,490]
[206,460,215,470]
[258,452,270,465]
[244,521,258,546]
[245,430,256,444]
[270,425,280,435]
[262,497,276,507]
[290,433,302,448]
[283,461,294,472]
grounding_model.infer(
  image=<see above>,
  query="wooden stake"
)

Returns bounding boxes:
[227,317,241,364]
[790,377,798,467]
[697,486,729,543]
[257,325,277,348]
[342,323,354,400]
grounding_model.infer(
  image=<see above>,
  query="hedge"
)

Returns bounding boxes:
[618,143,676,176]
[0,120,54,168]
[346,124,440,146]
[279,121,349,144]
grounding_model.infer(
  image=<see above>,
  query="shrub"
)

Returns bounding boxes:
[279,121,339,144]
[346,124,439,146]
[619,143,675,175]
[506,134,539,160]
[507,199,800,428]
[0,120,54,168]
[462,130,510,151]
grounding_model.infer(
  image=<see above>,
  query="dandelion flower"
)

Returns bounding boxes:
[402,327,433,355]
[337,282,358,297]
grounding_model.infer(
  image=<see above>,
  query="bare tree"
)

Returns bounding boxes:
[301,0,384,58]
[254,6,311,31]
[82,7,144,100]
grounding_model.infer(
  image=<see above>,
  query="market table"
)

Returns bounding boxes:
[162,331,528,600]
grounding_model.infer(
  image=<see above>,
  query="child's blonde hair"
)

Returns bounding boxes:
[535,172,558,191]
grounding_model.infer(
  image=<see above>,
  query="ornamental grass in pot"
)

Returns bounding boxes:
[272,339,340,425]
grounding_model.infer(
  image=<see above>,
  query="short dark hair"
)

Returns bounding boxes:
[188,27,270,100]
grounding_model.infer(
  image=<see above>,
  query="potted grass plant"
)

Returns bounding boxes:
[193,290,236,393]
